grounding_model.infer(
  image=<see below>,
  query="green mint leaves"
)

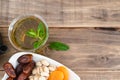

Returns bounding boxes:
[49,42,69,51]
[26,22,69,51]
[26,22,45,49]
[33,41,42,49]
[26,29,36,38]
[37,22,45,38]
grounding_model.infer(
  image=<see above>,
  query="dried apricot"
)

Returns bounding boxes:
[49,71,64,80]
[56,66,69,80]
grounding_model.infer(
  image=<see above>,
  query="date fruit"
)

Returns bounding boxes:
[23,61,35,74]
[15,63,24,76]
[17,54,33,64]
[3,62,16,78]
[17,72,28,80]
[6,77,13,80]
[25,78,30,80]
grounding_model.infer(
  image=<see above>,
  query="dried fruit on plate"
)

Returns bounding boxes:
[15,63,24,76]
[48,66,69,80]
[3,62,16,78]
[23,60,35,74]
[17,72,28,80]
[6,77,13,80]
[17,54,33,64]
[3,54,35,80]
[56,66,69,80]
[48,71,64,80]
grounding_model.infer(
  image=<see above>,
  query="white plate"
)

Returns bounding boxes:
[2,52,80,80]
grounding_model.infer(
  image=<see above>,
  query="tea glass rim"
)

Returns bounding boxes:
[8,14,49,51]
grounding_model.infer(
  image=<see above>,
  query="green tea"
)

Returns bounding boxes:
[11,16,47,50]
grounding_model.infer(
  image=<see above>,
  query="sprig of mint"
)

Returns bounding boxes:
[26,22,69,51]
[26,22,45,49]
[49,41,69,51]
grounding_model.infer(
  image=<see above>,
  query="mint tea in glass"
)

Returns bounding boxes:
[8,14,48,51]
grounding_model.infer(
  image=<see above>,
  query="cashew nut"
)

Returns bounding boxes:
[41,60,49,66]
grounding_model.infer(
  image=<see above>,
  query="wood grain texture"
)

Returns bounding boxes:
[1,27,120,80]
[1,0,120,27]
[1,0,120,80]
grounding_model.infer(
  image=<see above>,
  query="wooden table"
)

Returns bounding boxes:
[1,0,120,80]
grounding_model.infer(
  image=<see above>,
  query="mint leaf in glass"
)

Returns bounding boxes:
[26,22,69,51]
[26,29,37,38]
[37,22,45,38]
[26,22,45,49]
[33,41,40,49]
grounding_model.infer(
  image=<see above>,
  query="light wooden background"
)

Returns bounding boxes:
[1,0,120,80]
[1,0,120,27]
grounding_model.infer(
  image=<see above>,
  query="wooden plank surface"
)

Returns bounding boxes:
[1,0,120,27]
[1,27,120,80]
[1,0,120,80]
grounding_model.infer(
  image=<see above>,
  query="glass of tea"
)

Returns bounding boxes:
[8,14,49,51]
